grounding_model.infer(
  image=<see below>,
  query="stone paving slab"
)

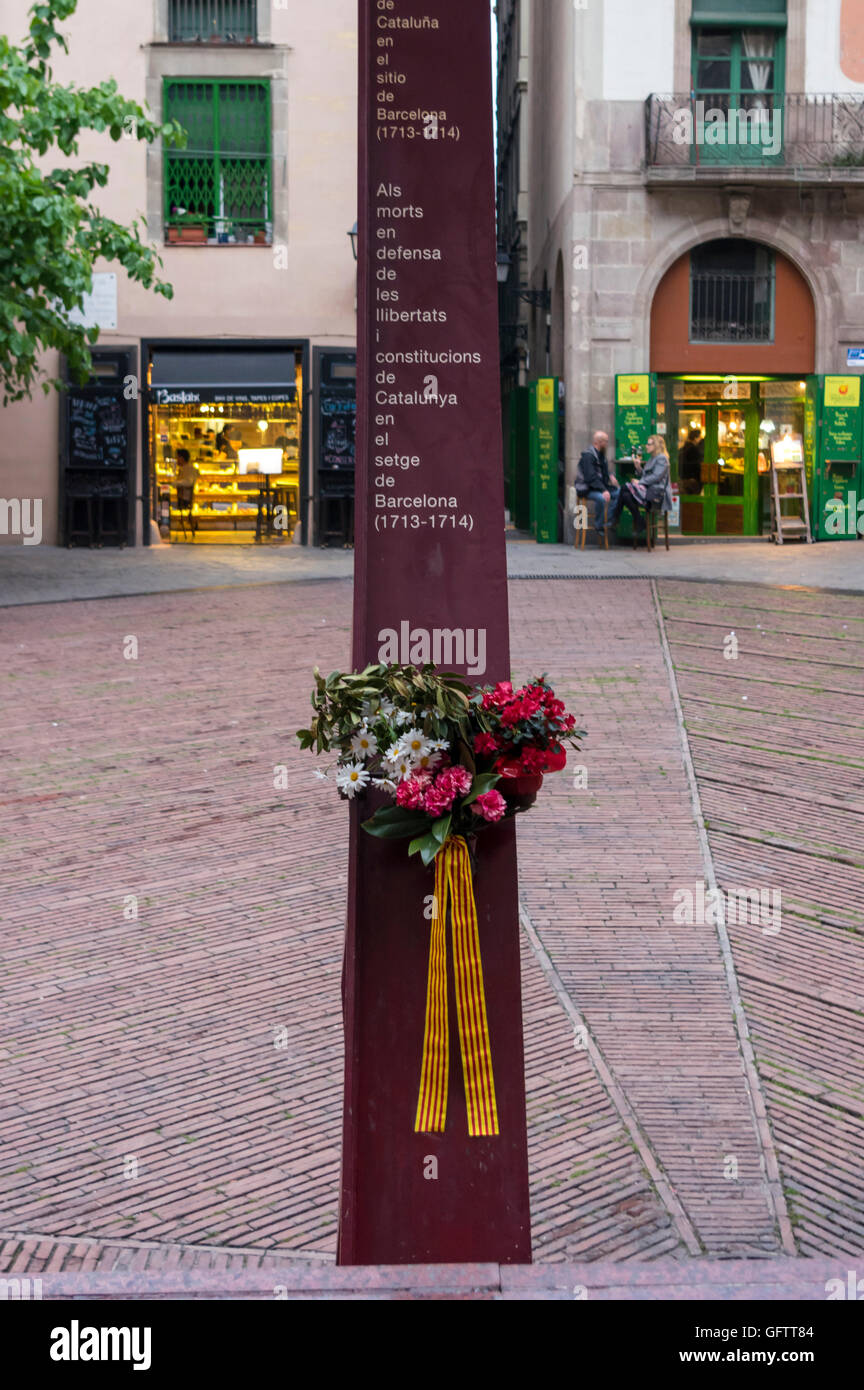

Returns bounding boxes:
[1,535,863,608]
[5,1256,847,1301]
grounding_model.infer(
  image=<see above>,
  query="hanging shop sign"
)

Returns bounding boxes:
[822,376,862,461]
[530,377,559,544]
[615,373,655,457]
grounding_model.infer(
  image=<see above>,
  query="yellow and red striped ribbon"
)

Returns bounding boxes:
[414,836,499,1137]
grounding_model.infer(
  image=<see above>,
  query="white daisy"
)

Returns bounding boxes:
[398,729,432,763]
[383,742,403,767]
[350,727,379,759]
[336,763,370,798]
[393,709,414,728]
[361,699,381,720]
[373,776,398,793]
[431,739,450,753]
[379,697,397,719]
[389,756,415,781]
[313,769,329,781]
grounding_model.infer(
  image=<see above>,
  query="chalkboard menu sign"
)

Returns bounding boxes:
[68,392,129,469]
[320,394,356,471]
[61,347,136,546]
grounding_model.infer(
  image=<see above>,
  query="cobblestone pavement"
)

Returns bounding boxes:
[1,576,861,1280]
[658,580,864,1258]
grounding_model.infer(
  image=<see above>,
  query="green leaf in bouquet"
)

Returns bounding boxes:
[362,807,432,840]
[430,814,452,845]
[409,831,445,867]
[463,772,501,807]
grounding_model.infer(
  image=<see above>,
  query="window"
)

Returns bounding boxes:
[690,0,786,164]
[169,0,257,43]
[693,28,782,106]
[163,80,271,244]
[690,240,775,343]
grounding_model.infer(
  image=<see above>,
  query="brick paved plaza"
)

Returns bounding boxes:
[1,570,863,1294]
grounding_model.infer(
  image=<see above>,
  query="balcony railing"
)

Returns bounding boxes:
[646,93,864,172]
[169,0,257,43]
[690,272,774,343]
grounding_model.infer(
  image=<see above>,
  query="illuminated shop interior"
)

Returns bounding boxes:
[149,354,303,545]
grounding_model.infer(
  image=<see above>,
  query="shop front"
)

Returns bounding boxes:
[144,341,308,545]
[640,237,819,538]
[615,371,864,541]
[661,375,809,537]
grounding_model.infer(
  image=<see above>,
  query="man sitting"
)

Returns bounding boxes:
[577,430,619,539]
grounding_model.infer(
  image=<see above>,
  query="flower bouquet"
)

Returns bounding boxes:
[297,663,583,866]
[298,662,583,1139]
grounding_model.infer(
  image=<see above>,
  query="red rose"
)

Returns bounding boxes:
[543,743,567,772]
[519,747,547,776]
[494,755,524,779]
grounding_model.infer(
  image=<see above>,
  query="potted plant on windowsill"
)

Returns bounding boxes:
[166,213,207,245]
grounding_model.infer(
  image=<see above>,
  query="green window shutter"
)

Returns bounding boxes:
[164,79,272,240]
[218,82,272,227]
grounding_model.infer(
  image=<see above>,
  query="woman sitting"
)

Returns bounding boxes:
[610,435,672,538]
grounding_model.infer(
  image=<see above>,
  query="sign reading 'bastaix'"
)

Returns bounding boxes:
[339,0,531,1266]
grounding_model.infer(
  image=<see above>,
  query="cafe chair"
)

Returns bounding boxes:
[571,487,608,550]
[645,502,670,553]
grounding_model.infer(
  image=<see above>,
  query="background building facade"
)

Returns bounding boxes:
[499,0,864,540]
[1,0,358,547]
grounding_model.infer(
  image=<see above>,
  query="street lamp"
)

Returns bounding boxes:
[348,222,358,261]
[496,249,512,284]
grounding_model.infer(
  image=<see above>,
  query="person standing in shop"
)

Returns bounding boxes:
[216,426,239,462]
[175,447,199,537]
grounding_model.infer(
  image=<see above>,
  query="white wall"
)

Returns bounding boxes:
[806,0,864,91]
[601,0,676,102]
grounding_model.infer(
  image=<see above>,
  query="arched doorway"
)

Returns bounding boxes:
[650,239,815,535]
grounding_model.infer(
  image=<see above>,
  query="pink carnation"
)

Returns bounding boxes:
[424,785,454,818]
[441,765,472,796]
[471,789,507,823]
[421,765,472,818]
[396,777,427,810]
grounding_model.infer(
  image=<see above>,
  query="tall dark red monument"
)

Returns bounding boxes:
[338,0,531,1265]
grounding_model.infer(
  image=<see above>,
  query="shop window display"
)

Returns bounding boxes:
[152,393,301,544]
